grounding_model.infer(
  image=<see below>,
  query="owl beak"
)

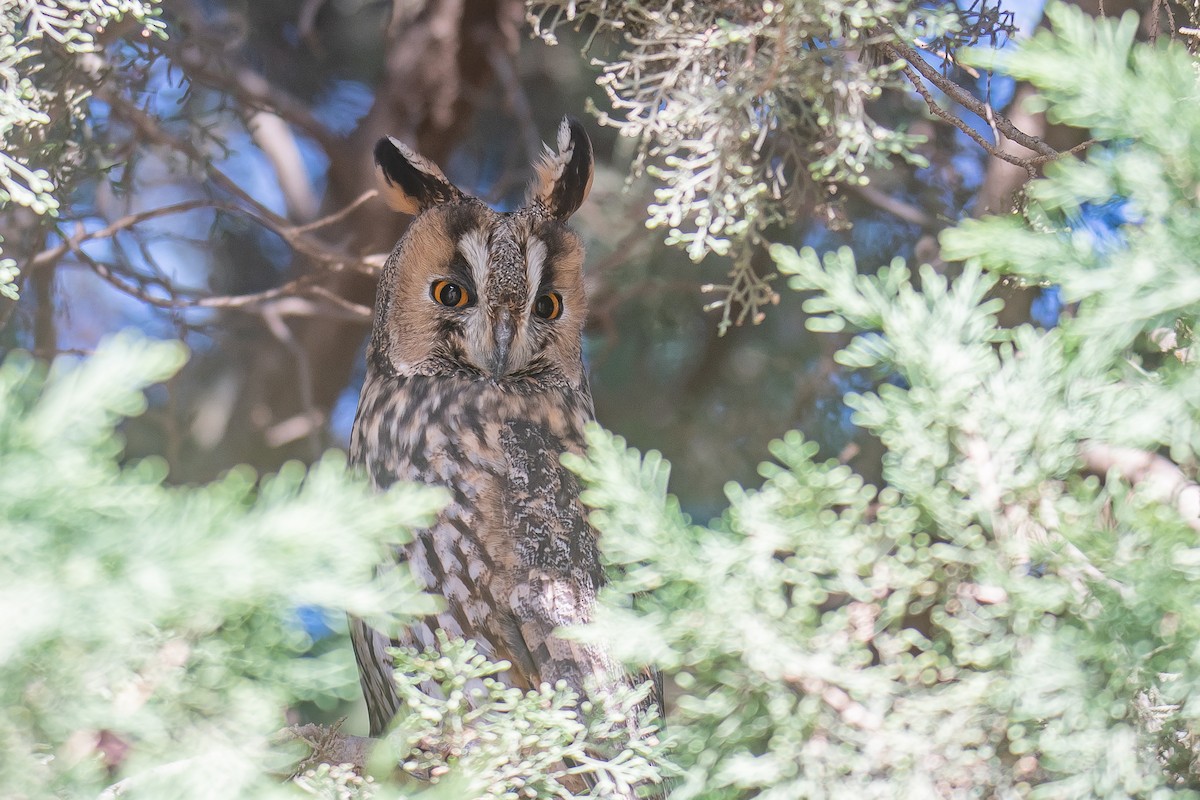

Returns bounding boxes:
[489,311,517,375]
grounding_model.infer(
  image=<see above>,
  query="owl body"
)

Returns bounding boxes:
[349,120,623,736]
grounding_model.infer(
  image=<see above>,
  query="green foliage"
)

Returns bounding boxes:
[532,0,1009,330]
[294,763,379,800]
[0,0,165,297]
[0,235,17,300]
[12,4,1200,799]
[0,332,442,798]
[369,634,671,799]
[564,6,1200,797]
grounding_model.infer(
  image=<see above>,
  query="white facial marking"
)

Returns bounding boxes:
[525,236,547,311]
[453,229,492,371]
[457,229,490,293]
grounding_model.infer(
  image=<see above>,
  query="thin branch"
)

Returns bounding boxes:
[1028,137,1096,166]
[28,199,220,269]
[67,235,370,321]
[895,59,1038,179]
[97,89,377,275]
[306,285,373,317]
[260,306,323,458]
[291,190,378,234]
[911,40,981,79]
[886,38,1058,158]
[166,40,340,156]
[103,94,269,212]
[43,40,381,339]
[26,195,382,279]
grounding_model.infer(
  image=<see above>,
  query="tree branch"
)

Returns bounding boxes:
[166,39,340,157]
[28,199,220,270]
[26,194,385,281]
[885,38,1058,158]
[66,234,370,321]
[893,58,1038,178]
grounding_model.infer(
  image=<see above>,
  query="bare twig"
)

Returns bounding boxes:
[97,89,378,277]
[886,38,1058,158]
[912,40,982,79]
[167,40,339,156]
[28,199,222,270]
[291,190,378,234]
[66,233,370,321]
[26,195,383,290]
[895,59,1038,179]
[1027,137,1096,166]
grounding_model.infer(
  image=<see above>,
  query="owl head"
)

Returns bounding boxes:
[368,117,594,388]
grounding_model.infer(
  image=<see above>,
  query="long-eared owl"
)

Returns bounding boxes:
[349,117,623,736]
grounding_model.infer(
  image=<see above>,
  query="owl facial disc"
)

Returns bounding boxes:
[370,117,593,387]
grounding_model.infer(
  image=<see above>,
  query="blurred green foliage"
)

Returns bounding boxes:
[0,332,443,798]
[9,2,1200,799]
[564,6,1200,797]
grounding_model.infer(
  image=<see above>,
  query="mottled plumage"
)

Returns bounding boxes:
[349,118,626,737]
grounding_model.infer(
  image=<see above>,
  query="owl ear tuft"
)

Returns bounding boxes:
[374,137,464,215]
[528,116,593,220]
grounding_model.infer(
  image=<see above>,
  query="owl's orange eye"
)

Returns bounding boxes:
[533,292,562,320]
[431,280,470,308]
